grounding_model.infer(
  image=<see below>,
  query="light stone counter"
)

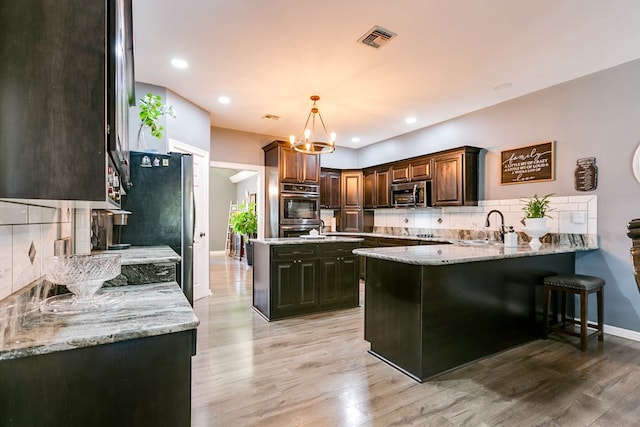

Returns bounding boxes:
[252,236,363,245]
[353,242,597,266]
[95,245,181,265]
[0,281,198,361]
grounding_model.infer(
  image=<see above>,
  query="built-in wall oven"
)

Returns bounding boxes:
[279,183,321,236]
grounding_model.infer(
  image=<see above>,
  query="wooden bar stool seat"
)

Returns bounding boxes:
[542,274,605,351]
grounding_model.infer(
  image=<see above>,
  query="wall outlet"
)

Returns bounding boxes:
[572,212,586,224]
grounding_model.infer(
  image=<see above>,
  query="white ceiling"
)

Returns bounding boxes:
[132,0,640,149]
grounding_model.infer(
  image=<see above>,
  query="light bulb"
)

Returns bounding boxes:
[330,132,336,142]
[289,135,295,146]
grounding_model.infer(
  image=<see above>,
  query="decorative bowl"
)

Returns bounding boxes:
[42,254,122,313]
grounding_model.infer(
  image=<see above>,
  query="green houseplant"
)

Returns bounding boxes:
[230,202,258,264]
[522,193,554,220]
[137,93,176,144]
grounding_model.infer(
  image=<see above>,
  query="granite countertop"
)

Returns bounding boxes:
[353,242,597,266]
[252,236,364,245]
[94,245,180,265]
[326,231,450,243]
[0,282,199,361]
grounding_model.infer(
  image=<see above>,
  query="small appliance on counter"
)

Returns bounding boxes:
[91,210,132,251]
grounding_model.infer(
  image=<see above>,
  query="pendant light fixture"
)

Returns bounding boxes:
[289,95,336,154]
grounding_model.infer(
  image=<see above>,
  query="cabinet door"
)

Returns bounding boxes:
[0,0,114,202]
[328,172,341,208]
[300,152,320,184]
[342,171,362,209]
[432,153,463,206]
[272,258,318,316]
[320,170,341,208]
[410,158,432,181]
[341,209,362,232]
[363,170,376,208]
[391,163,410,183]
[337,256,359,302]
[280,147,300,182]
[375,168,391,207]
[319,258,340,305]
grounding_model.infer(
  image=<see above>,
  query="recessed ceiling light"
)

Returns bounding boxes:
[351,137,361,143]
[493,82,512,91]
[171,58,189,69]
[217,96,231,104]
[405,117,417,124]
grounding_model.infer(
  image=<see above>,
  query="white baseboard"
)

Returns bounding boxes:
[604,324,640,342]
[210,250,226,256]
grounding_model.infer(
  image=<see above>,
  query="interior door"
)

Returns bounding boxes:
[170,139,210,300]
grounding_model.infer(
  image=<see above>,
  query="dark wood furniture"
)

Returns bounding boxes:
[253,240,360,320]
[340,170,364,232]
[320,168,341,209]
[431,146,480,206]
[543,274,605,351]
[0,331,194,427]
[364,252,575,381]
[269,141,320,184]
[0,0,133,206]
[363,166,391,208]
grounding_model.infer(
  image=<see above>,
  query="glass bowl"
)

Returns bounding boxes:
[42,254,122,313]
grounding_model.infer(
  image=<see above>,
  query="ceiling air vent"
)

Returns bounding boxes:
[262,114,280,121]
[357,25,397,49]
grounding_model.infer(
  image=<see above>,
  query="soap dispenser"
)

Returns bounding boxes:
[504,226,518,247]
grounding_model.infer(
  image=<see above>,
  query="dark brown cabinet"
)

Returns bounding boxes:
[320,169,341,209]
[279,144,320,184]
[340,170,363,232]
[253,241,360,320]
[318,244,359,309]
[391,162,411,183]
[410,158,432,181]
[363,167,391,208]
[432,146,480,206]
[270,245,318,318]
[0,0,133,206]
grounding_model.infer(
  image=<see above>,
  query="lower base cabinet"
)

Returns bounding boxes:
[253,241,360,320]
[0,331,195,427]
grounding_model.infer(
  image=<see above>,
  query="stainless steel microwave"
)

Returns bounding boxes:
[391,181,431,208]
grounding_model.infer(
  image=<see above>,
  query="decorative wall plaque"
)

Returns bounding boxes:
[575,157,598,191]
[501,141,555,185]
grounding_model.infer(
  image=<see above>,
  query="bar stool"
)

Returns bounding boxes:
[542,274,605,351]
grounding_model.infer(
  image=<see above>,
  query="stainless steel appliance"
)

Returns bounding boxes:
[120,151,195,305]
[278,183,321,236]
[391,180,431,208]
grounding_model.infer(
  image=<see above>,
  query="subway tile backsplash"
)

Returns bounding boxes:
[322,195,597,243]
[0,201,73,300]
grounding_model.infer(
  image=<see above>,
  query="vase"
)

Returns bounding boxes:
[523,218,548,248]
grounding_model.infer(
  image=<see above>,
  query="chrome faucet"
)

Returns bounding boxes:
[319,219,325,234]
[485,210,505,242]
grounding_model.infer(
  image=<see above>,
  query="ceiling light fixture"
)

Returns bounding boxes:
[405,116,417,124]
[217,96,231,104]
[289,95,336,155]
[170,58,188,69]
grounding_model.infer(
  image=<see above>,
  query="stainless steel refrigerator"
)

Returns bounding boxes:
[121,151,194,305]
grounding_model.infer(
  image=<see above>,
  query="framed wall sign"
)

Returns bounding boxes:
[501,141,555,185]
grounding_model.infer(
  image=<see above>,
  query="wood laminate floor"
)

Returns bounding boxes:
[191,254,640,426]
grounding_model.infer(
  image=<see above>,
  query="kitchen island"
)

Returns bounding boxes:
[354,242,597,382]
[252,236,363,320]
[0,281,199,426]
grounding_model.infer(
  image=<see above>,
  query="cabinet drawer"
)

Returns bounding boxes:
[272,245,318,259]
[320,243,359,258]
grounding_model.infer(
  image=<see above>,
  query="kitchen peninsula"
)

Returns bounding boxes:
[354,242,597,382]
[252,236,363,320]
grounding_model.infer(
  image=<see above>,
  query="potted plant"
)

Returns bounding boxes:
[137,93,176,147]
[522,193,554,228]
[230,202,258,265]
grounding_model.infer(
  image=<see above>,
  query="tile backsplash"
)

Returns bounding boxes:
[0,201,73,300]
[323,194,597,242]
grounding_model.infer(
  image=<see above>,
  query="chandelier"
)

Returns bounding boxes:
[289,95,336,154]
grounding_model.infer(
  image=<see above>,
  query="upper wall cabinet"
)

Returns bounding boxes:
[279,144,320,184]
[363,166,391,208]
[320,169,341,209]
[0,0,134,206]
[432,146,480,206]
